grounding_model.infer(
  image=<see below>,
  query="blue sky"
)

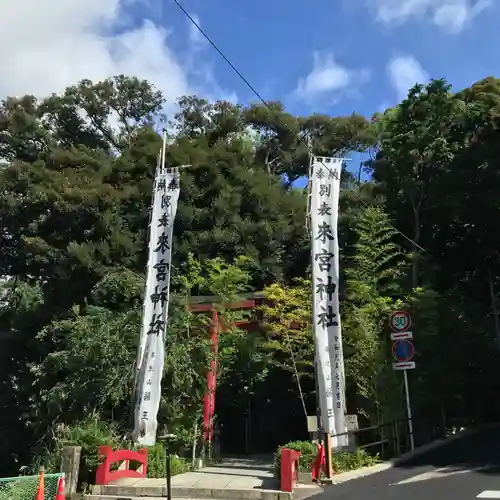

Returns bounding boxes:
[1,0,497,178]
[151,0,498,118]
[128,0,496,185]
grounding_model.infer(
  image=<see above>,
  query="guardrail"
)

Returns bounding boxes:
[329,414,448,460]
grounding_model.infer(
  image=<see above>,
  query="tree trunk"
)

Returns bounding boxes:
[191,423,198,467]
[285,332,308,421]
[487,267,500,348]
[412,208,421,288]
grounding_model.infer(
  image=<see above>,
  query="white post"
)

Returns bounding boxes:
[160,129,167,171]
[403,370,414,451]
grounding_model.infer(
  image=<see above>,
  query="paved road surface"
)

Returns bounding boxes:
[311,425,500,500]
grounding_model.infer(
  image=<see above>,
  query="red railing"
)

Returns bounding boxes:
[95,446,148,485]
[280,448,301,492]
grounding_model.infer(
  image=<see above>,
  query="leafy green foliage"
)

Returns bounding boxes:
[261,279,314,374]
[370,76,500,423]
[146,445,192,478]
[332,449,380,472]
[261,280,315,420]
[3,70,500,480]
[273,440,318,476]
[273,440,379,478]
[34,413,123,489]
[342,206,407,422]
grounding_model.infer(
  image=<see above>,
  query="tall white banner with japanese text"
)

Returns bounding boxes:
[133,166,180,446]
[310,156,347,448]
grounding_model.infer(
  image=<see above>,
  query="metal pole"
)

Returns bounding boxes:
[308,146,321,441]
[166,443,172,500]
[403,370,414,451]
[314,360,321,438]
[160,434,175,500]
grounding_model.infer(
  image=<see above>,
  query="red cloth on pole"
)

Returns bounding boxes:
[311,443,325,481]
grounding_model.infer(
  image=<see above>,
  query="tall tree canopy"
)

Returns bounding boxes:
[2,73,500,475]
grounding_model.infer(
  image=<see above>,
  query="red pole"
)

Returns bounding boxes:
[203,309,219,441]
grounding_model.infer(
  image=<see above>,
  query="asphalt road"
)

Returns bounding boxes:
[312,425,500,500]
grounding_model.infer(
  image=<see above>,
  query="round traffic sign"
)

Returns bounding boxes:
[392,340,415,362]
[389,311,411,332]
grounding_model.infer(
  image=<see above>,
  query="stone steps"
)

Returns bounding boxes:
[88,485,291,500]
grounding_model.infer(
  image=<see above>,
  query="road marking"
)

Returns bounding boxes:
[478,492,500,498]
[393,465,490,485]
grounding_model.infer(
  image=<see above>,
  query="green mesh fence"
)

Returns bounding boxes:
[0,473,64,500]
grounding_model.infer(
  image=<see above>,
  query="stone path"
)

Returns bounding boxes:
[119,457,279,490]
[89,456,321,499]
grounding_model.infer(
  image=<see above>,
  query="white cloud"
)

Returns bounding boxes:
[387,55,429,100]
[0,0,231,111]
[188,13,205,47]
[294,52,369,104]
[181,13,236,103]
[370,0,493,33]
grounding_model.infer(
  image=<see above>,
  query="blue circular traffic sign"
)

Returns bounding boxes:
[392,340,415,362]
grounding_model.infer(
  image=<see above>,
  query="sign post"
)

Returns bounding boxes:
[403,369,414,451]
[390,311,415,452]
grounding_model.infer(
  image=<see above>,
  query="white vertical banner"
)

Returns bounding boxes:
[133,165,180,446]
[311,156,347,448]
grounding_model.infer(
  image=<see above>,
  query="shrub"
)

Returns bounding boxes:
[273,440,318,477]
[146,444,192,478]
[273,440,380,478]
[332,448,380,472]
[33,414,124,490]
[34,414,193,491]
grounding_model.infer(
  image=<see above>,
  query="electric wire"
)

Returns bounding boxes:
[170,0,426,252]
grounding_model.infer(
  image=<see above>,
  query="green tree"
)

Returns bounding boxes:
[343,206,407,422]
[261,279,315,420]
[370,79,465,286]
[371,76,500,427]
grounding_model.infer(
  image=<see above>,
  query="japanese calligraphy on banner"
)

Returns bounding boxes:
[133,166,180,446]
[310,156,347,448]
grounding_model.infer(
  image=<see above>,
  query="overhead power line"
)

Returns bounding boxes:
[170,0,426,253]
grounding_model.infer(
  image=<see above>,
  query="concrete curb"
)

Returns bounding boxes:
[327,422,500,486]
[85,423,500,498]
[90,484,292,500]
[86,497,249,500]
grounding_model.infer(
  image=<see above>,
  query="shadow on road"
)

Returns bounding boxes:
[392,425,500,475]
[307,426,500,500]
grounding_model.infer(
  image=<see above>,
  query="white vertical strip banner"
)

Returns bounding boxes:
[311,156,347,448]
[133,167,180,446]
[134,152,161,381]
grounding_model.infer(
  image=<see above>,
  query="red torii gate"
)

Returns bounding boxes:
[190,292,265,443]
